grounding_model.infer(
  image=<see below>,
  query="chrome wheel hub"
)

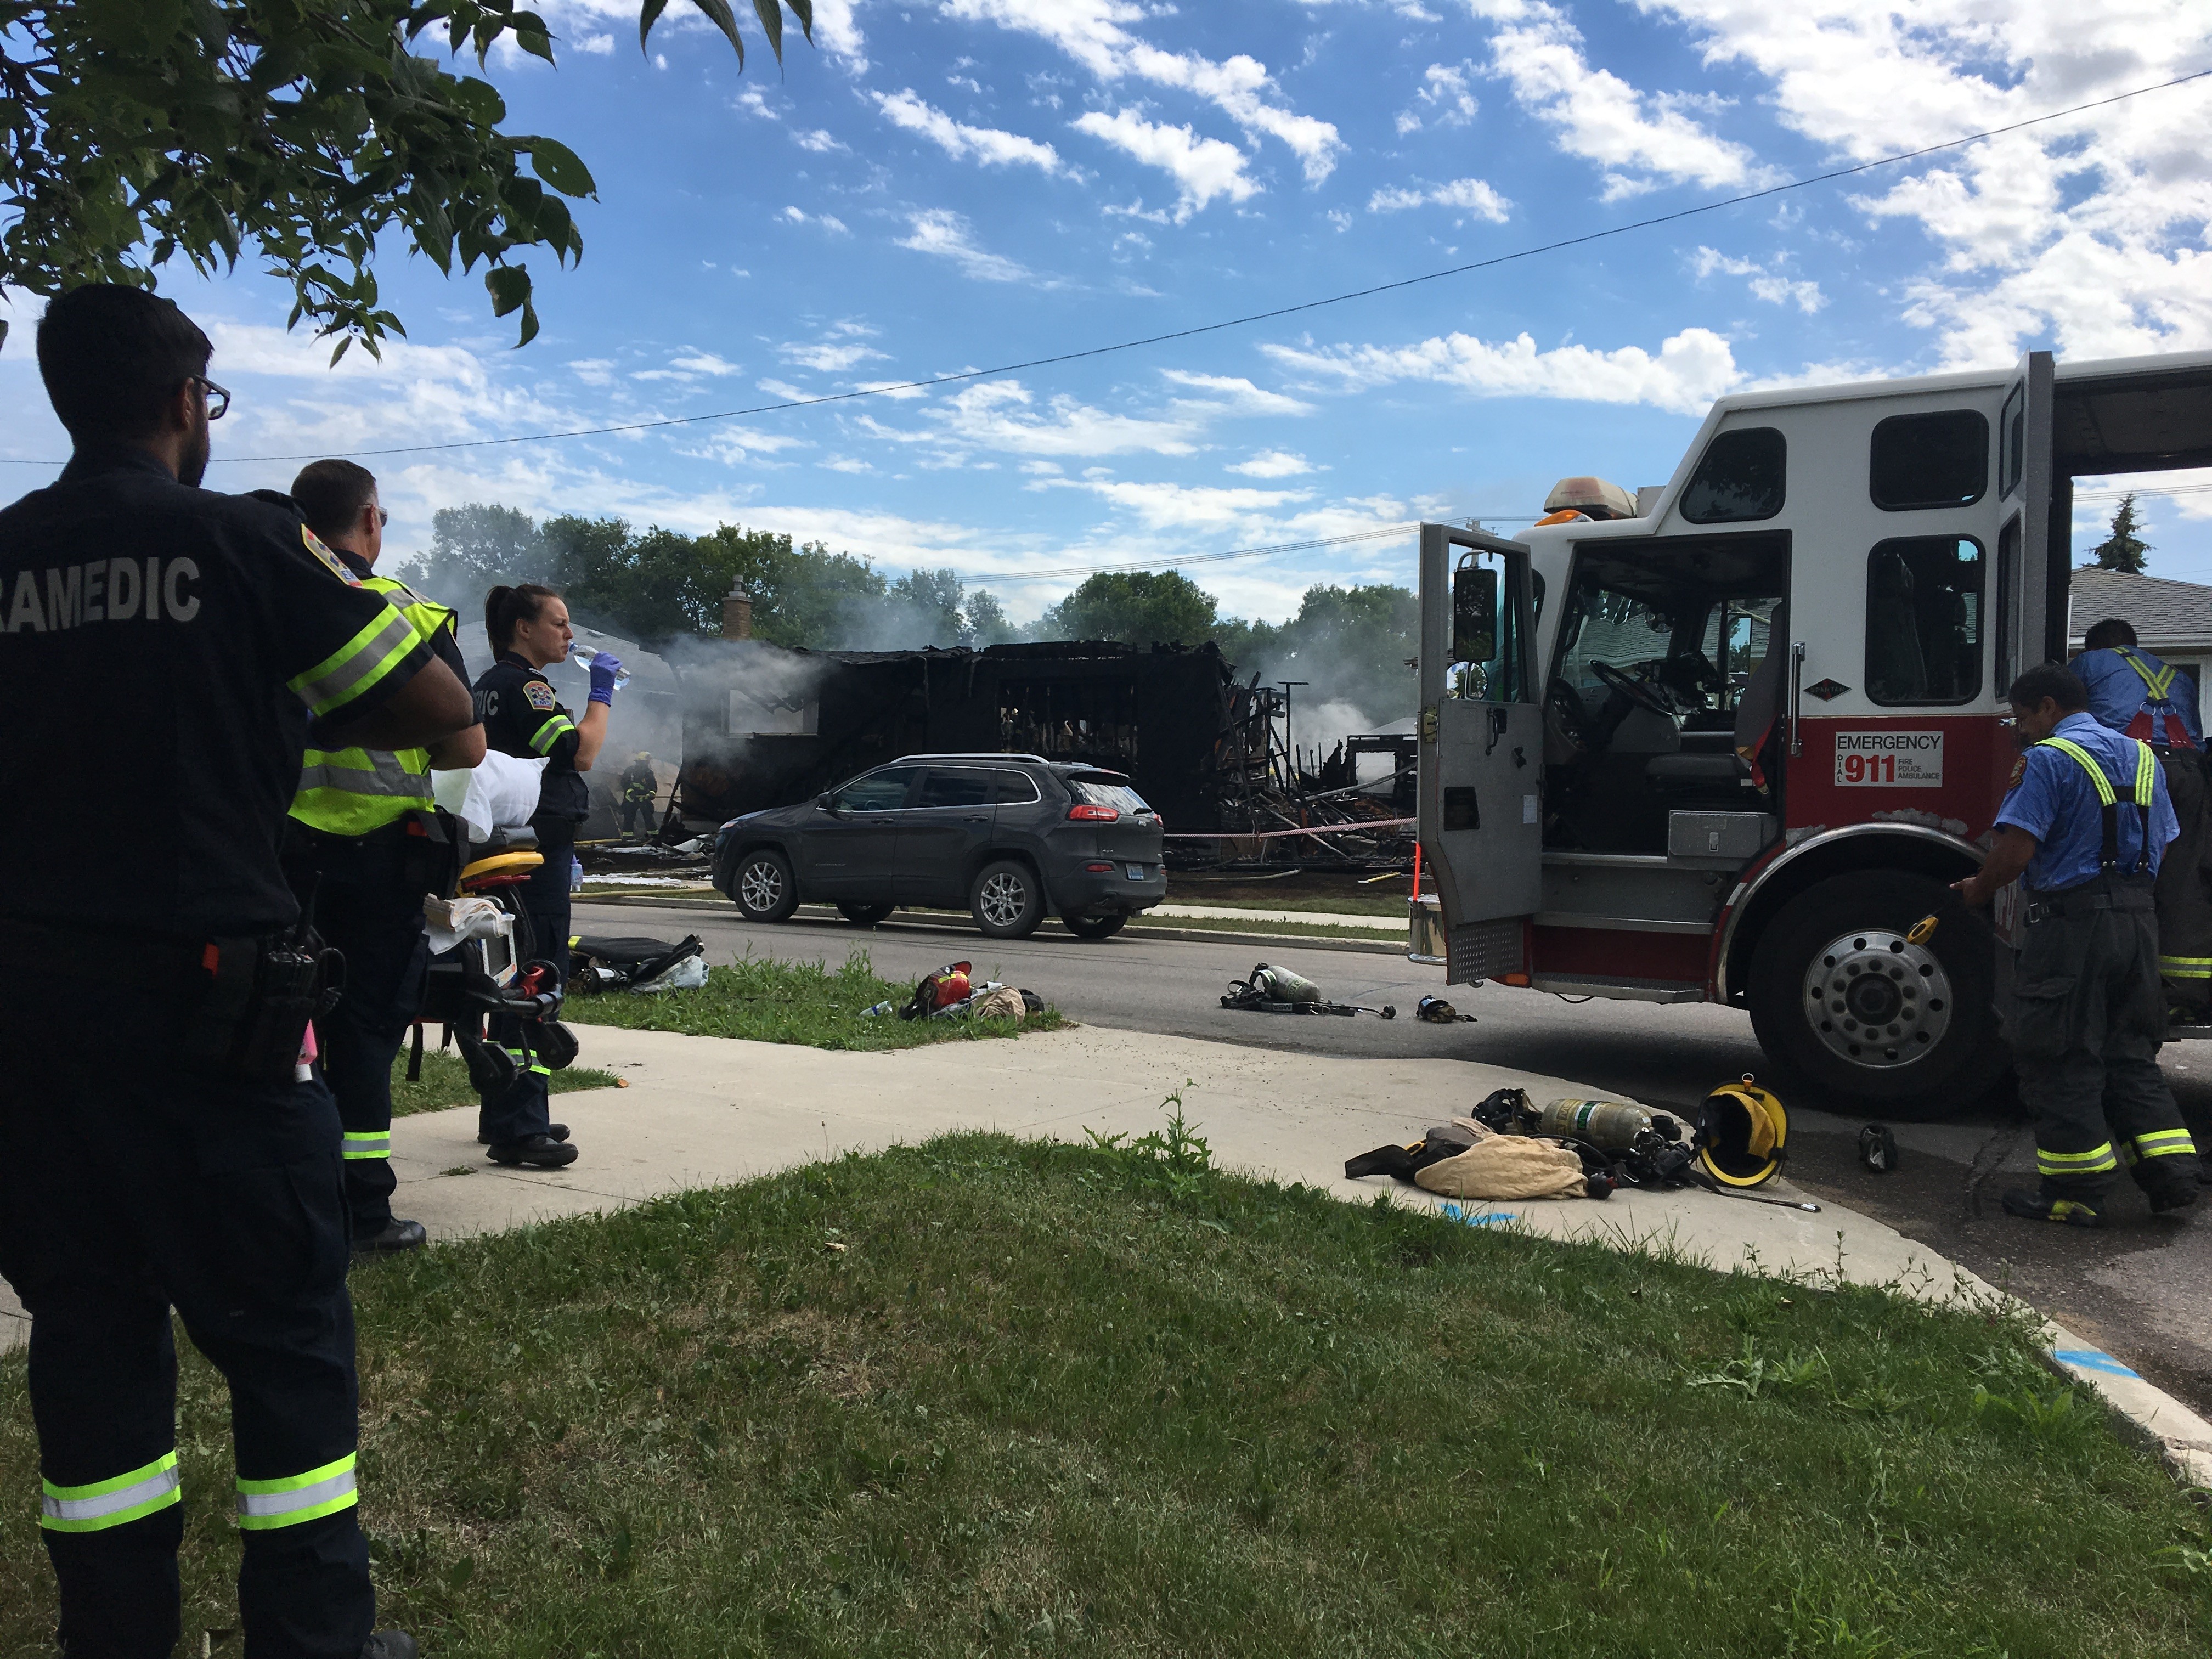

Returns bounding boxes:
[979,871,1028,927]
[738,860,782,912]
[1801,928,1951,1069]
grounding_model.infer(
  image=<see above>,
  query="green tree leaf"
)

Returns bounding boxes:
[525,137,596,199]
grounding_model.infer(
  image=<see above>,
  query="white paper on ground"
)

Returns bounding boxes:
[432,751,549,842]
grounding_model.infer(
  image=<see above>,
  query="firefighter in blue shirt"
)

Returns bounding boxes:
[2074,617,2212,1020]
[1954,662,2202,1226]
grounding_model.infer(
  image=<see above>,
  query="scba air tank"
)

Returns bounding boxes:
[1531,1098,1682,1152]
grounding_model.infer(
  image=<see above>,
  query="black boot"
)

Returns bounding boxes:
[478,1121,569,1146]
[488,1134,578,1169]
[353,1218,428,1255]
[2001,1188,2104,1228]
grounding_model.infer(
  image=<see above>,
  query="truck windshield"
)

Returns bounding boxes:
[1554,538,1787,722]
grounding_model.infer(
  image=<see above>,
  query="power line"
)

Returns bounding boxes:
[36,61,2192,471]
[950,521,1431,585]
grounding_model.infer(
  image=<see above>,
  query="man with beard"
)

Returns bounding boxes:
[0,285,467,1658]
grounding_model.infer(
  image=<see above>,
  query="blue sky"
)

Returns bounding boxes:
[3,0,2210,619]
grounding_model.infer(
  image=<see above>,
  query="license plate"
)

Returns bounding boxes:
[1126,862,1147,880]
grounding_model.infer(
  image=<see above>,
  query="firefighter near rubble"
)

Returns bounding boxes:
[473,584,623,1169]
[0,286,467,1658]
[2072,616,2212,1022]
[1951,662,2202,1227]
[619,749,658,837]
[282,458,486,1257]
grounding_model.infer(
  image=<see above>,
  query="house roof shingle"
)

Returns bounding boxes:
[2067,568,2212,651]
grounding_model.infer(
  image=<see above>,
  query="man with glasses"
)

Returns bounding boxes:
[283,458,484,1259]
[0,286,459,1658]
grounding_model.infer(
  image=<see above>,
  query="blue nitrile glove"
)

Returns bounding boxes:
[586,651,624,706]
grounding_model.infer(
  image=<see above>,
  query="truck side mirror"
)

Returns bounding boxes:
[1453,566,1498,666]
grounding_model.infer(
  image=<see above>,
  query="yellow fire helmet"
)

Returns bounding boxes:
[1696,1075,1788,1188]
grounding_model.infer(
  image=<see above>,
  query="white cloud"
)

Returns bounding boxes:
[574,31,614,55]
[940,0,1344,181]
[568,357,616,387]
[1046,475,1315,531]
[1632,0,2212,365]
[757,378,811,401]
[633,349,747,382]
[780,206,850,233]
[854,379,933,401]
[870,89,1064,172]
[1228,449,1317,477]
[811,0,870,73]
[777,334,889,372]
[1367,177,1511,221]
[1073,109,1259,221]
[1690,245,1826,313]
[1265,325,1743,415]
[1158,370,1316,418]
[920,380,1207,458]
[1464,0,1773,199]
[1396,61,1480,133]
[792,128,848,154]
[896,209,1036,282]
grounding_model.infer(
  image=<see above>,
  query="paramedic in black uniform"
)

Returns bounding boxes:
[0,286,472,1658]
[472,584,621,1168]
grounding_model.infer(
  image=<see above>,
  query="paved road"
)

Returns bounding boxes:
[576,898,2212,1415]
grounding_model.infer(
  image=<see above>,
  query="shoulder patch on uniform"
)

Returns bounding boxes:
[2007,755,2027,790]
[526,680,557,711]
[301,527,362,586]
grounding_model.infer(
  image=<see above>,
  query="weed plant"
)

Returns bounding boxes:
[2,1125,2207,1656]
[560,948,1060,1051]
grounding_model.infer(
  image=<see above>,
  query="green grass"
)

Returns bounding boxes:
[561,948,1063,1051]
[1167,881,1412,918]
[7,1126,2207,1657]
[391,1049,621,1119]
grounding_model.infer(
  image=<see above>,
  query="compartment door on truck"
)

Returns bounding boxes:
[1419,525,1543,984]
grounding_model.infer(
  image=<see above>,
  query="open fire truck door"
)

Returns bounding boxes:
[1418,524,1542,982]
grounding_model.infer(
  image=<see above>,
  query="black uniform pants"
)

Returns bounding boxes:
[2153,748,2212,1017]
[2009,875,2203,1205]
[619,797,652,833]
[480,836,571,1146]
[287,827,428,1234]
[0,952,371,1659]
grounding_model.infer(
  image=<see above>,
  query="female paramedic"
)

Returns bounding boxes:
[472,583,622,1168]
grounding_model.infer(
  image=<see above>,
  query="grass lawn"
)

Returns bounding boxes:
[1167,877,1412,917]
[561,947,1062,1052]
[6,1128,2207,1656]
[391,1049,621,1119]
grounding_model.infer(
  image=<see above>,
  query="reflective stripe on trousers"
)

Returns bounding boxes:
[341,1131,391,1160]
[2131,1127,2198,1161]
[235,1452,358,1531]
[2159,955,2212,979]
[40,1451,182,1532]
[506,1046,552,1078]
[2037,1141,2119,1177]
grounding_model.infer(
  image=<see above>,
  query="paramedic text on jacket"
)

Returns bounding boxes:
[1953,662,2202,1229]
[0,284,471,1659]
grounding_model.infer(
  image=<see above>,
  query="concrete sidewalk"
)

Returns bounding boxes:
[7,1022,2208,1488]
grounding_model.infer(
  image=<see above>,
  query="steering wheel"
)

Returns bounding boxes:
[1591,658,1678,718]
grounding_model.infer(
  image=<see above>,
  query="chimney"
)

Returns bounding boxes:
[721,582,753,640]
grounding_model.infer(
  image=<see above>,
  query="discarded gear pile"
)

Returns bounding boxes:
[1221,962,1396,1019]
[872,960,1045,1022]
[1345,1077,1814,1211]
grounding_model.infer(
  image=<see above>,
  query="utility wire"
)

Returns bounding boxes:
[137,63,2212,468]
[951,521,1434,585]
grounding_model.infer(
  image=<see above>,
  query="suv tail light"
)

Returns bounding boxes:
[1067,804,1119,822]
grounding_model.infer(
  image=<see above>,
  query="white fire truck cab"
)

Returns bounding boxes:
[1415,347,2212,1115]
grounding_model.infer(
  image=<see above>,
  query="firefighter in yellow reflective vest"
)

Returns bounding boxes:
[2074,616,2212,1022]
[1955,662,2202,1227]
[282,460,484,1255]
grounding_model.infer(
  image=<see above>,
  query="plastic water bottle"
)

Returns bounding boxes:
[570,645,631,690]
[570,854,583,895]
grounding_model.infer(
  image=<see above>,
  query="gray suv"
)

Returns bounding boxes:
[713,753,1168,940]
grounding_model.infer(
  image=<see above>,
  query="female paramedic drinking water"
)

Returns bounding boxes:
[471,583,622,1168]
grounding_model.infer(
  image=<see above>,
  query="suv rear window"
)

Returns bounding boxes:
[1068,777,1153,815]
[918,768,994,808]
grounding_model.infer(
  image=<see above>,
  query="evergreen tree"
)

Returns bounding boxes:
[2090,494,2151,574]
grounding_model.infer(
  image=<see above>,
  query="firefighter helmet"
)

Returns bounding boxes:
[1696,1075,1788,1188]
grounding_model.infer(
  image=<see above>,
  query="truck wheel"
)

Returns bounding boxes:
[971,860,1045,939]
[1747,870,2004,1119]
[730,849,799,923]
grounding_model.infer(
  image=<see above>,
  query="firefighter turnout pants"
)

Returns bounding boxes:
[2154,747,2212,1018]
[286,825,428,1235]
[479,845,570,1147]
[2008,874,2202,1209]
[0,938,373,1658]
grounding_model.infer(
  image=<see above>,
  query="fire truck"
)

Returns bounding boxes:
[1412,347,2212,1115]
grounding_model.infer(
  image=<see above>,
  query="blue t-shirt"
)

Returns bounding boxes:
[2073,647,2202,748]
[1995,712,2179,891]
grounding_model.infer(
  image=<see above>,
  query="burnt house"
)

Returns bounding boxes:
[674,639,1240,831]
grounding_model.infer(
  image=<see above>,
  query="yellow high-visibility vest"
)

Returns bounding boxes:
[289,574,458,837]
